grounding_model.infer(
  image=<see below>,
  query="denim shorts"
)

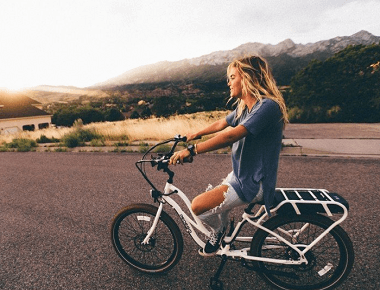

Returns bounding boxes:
[198,172,263,232]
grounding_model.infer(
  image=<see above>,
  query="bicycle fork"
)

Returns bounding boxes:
[142,202,164,244]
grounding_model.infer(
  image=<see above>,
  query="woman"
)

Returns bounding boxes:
[169,55,288,256]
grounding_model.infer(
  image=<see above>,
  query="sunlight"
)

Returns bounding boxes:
[0,86,29,93]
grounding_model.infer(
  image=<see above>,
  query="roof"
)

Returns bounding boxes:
[0,92,50,120]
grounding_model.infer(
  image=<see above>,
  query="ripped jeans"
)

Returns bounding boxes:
[198,172,263,233]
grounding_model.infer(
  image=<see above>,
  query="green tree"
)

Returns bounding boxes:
[78,107,104,124]
[151,96,183,117]
[130,110,140,119]
[52,106,105,126]
[52,107,78,126]
[288,43,380,122]
[104,108,125,122]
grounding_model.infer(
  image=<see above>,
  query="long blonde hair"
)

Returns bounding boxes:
[227,55,288,125]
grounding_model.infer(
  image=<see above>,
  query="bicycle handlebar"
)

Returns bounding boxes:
[135,135,193,193]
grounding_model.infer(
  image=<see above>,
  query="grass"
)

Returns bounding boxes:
[89,111,229,141]
[0,111,230,151]
[3,138,38,152]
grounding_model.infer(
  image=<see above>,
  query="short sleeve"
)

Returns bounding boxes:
[225,109,237,127]
[241,100,282,137]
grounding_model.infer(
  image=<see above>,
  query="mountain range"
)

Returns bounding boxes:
[94,30,380,88]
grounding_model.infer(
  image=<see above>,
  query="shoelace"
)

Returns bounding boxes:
[208,232,220,246]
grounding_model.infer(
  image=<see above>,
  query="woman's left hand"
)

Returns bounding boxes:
[169,149,192,165]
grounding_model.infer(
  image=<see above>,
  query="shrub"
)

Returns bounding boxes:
[62,128,101,148]
[138,142,149,153]
[153,144,171,153]
[62,134,80,148]
[0,142,7,152]
[7,138,38,152]
[114,141,129,146]
[130,110,140,119]
[288,107,303,122]
[36,134,60,143]
[90,138,105,147]
[54,147,67,152]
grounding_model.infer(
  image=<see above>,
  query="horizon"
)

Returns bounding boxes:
[1,29,378,94]
[1,0,380,91]
[2,29,377,93]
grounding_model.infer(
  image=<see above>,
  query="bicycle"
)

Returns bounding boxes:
[110,135,354,290]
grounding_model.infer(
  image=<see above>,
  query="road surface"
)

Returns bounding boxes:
[1,152,379,289]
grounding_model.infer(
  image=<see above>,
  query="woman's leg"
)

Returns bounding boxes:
[192,183,246,255]
[191,185,228,233]
[192,183,246,233]
[191,185,227,216]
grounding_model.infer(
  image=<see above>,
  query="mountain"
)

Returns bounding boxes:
[93,30,380,88]
[27,85,110,103]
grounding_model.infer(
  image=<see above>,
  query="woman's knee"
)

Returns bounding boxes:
[191,186,227,216]
[191,196,204,216]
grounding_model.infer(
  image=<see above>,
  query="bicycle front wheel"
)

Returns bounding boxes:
[111,203,183,274]
[250,214,354,290]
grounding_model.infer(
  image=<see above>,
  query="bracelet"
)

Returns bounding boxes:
[194,144,198,155]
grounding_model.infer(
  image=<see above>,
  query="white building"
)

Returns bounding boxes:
[0,93,52,135]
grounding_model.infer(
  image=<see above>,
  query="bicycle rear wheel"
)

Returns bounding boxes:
[250,214,354,290]
[111,203,183,274]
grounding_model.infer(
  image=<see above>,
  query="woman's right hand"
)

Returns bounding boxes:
[169,149,193,165]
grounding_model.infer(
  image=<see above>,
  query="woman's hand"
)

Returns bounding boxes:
[169,149,192,165]
[186,133,199,142]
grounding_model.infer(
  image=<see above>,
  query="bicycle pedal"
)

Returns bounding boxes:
[198,248,217,257]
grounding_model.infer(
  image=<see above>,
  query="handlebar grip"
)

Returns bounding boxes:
[175,134,201,142]
[175,134,187,142]
[184,156,193,163]
[177,156,193,164]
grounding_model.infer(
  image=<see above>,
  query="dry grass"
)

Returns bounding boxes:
[0,111,230,144]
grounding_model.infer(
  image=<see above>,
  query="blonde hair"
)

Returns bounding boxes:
[227,55,288,125]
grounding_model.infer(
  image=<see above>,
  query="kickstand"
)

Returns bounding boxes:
[209,255,228,290]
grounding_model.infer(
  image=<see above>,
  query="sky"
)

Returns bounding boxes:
[1,0,380,90]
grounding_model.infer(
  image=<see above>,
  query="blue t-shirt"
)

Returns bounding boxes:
[225,98,283,212]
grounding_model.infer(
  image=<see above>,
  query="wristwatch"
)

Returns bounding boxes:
[187,144,196,156]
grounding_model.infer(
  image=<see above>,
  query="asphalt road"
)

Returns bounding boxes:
[1,152,379,290]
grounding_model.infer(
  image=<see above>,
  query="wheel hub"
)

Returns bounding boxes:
[134,234,156,252]
[286,245,317,272]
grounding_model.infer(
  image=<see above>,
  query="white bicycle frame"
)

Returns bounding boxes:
[142,182,349,266]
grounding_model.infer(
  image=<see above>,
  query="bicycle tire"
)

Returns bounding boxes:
[250,214,354,290]
[111,203,183,274]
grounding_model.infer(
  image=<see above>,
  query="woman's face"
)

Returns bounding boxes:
[228,67,243,98]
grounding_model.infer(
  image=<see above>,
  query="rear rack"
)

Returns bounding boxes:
[272,188,349,216]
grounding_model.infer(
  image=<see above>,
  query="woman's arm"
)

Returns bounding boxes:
[187,118,229,141]
[196,125,248,154]
[169,124,248,165]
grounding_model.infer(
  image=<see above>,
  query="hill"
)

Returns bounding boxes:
[93,30,379,88]
[26,86,110,104]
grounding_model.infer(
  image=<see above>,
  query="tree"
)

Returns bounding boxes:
[151,96,183,117]
[52,106,105,126]
[105,108,125,122]
[78,107,104,124]
[288,43,380,122]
